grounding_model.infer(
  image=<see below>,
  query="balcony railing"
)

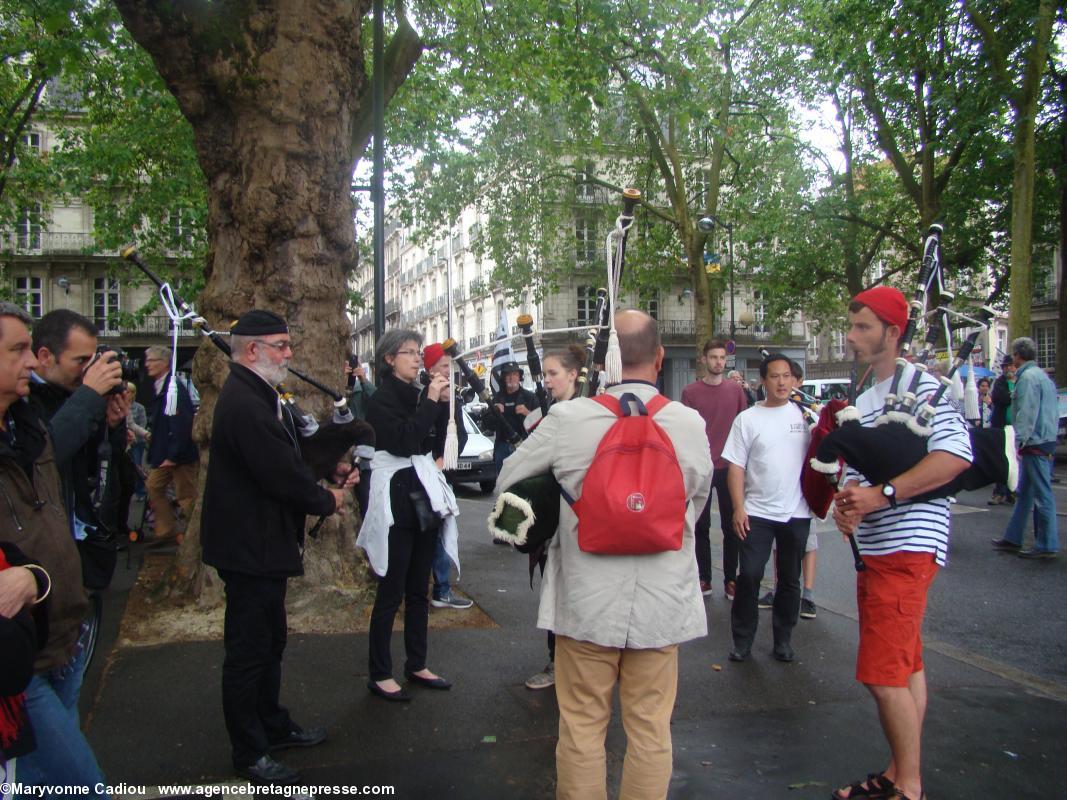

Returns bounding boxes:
[384,300,400,316]
[468,335,485,349]
[3,231,100,255]
[107,314,198,337]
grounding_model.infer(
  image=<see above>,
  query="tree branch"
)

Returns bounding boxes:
[351,14,424,164]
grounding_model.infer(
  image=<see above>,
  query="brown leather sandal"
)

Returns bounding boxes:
[883,790,924,800]
[831,773,894,799]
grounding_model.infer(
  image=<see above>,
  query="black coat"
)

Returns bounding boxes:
[366,374,462,530]
[990,374,1012,429]
[201,363,336,578]
[146,375,198,467]
[486,386,538,440]
[28,379,126,589]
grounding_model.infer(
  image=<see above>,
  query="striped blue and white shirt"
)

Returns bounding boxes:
[846,364,973,566]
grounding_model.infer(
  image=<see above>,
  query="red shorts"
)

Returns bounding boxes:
[856,550,939,687]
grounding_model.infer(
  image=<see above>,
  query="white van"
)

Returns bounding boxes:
[800,379,851,402]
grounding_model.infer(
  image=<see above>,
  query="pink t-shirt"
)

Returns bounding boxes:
[680,378,749,469]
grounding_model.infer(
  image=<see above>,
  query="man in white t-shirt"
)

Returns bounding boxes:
[722,353,812,663]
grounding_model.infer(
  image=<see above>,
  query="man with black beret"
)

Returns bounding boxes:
[201,310,357,785]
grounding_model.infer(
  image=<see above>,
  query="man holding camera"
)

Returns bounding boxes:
[29,309,129,590]
[143,345,199,545]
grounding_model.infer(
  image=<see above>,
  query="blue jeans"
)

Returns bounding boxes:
[493,438,516,474]
[1002,453,1058,552]
[129,442,146,495]
[15,624,106,796]
[431,535,451,599]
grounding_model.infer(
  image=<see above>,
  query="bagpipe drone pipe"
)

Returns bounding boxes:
[120,246,374,485]
[487,187,643,556]
[801,225,1018,525]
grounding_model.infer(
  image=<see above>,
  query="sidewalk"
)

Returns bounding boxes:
[83,489,1067,799]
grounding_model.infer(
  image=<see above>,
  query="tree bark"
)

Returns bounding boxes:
[113,0,376,602]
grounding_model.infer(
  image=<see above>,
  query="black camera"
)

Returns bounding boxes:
[346,354,360,390]
[92,344,128,395]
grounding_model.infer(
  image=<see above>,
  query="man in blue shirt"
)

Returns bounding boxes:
[991,337,1059,559]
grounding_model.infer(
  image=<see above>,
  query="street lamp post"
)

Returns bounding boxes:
[696,215,735,337]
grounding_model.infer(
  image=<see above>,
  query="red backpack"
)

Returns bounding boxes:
[566,392,688,555]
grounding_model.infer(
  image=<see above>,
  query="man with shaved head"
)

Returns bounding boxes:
[499,309,713,799]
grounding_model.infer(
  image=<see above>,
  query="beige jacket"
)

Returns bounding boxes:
[498,381,713,649]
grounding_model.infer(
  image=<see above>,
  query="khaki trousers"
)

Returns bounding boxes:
[554,635,679,800]
[146,462,198,537]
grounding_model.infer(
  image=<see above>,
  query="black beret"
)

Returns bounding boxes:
[231,309,288,336]
[499,362,523,374]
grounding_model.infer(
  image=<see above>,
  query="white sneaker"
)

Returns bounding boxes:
[525,662,555,690]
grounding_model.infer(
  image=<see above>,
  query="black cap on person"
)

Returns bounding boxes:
[231,309,288,336]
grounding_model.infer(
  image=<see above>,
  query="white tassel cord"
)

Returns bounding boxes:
[158,283,197,416]
[603,226,623,384]
[963,357,980,422]
[442,360,459,470]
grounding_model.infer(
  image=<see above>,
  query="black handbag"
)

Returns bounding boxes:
[408,488,441,533]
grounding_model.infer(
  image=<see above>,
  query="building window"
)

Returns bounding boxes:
[575,163,597,202]
[807,326,820,361]
[168,210,193,248]
[94,278,121,334]
[1032,324,1056,370]
[21,131,41,153]
[752,290,768,334]
[575,211,598,263]
[576,286,596,325]
[639,291,659,320]
[16,204,41,250]
[831,330,846,361]
[14,276,42,318]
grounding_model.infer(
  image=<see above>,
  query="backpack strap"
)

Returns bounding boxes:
[594,392,670,418]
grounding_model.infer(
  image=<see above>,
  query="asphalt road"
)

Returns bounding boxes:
[78,464,1067,798]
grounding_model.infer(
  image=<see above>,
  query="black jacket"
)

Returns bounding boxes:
[146,375,198,467]
[990,374,1012,429]
[366,374,460,530]
[486,386,538,441]
[28,379,126,589]
[201,363,336,578]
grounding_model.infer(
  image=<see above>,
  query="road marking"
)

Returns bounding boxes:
[791,595,1067,701]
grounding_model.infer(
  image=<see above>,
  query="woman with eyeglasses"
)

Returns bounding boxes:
[358,329,459,701]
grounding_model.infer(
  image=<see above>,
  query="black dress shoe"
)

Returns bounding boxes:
[367,680,412,702]
[728,648,750,662]
[268,725,327,751]
[235,755,299,785]
[773,643,795,662]
[991,538,1021,552]
[405,670,453,690]
[1017,548,1057,560]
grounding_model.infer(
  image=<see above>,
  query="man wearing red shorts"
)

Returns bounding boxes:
[831,287,972,800]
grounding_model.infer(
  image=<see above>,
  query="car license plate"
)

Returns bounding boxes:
[454,461,472,470]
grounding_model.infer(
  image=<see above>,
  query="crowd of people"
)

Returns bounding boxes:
[0,284,1060,800]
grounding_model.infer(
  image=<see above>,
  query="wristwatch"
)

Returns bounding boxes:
[881,482,898,509]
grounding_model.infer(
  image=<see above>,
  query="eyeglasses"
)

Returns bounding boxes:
[395,349,422,358]
[254,339,293,352]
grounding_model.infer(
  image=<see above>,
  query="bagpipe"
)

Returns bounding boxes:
[487,188,642,555]
[800,225,1018,569]
[120,247,374,486]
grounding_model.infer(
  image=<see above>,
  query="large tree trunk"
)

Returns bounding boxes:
[114,0,371,602]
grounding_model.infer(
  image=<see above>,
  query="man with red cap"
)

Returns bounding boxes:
[420,343,472,609]
[830,286,971,800]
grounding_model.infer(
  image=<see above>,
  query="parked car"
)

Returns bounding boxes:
[800,379,851,403]
[444,407,498,493]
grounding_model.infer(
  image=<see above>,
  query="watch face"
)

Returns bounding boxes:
[883,484,894,496]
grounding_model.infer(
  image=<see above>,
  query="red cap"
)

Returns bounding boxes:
[423,343,445,370]
[852,286,908,332]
